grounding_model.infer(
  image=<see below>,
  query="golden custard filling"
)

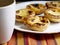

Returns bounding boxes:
[27,16,41,25]
[16,9,29,17]
[47,9,60,15]
[27,16,48,25]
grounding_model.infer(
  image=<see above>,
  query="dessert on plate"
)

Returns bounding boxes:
[27,4,47,15]
[46,1,60,9]
[24,16,50,32]
[44,8,60,22]
[16,9,35,23]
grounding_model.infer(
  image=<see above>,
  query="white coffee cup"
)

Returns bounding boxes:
[0,0,16,44]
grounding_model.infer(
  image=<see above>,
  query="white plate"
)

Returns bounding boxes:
[15,1,60,34]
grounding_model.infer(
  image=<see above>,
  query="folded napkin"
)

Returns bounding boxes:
[1,30,60,45]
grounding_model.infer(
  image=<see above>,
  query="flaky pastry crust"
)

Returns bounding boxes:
[46,1,60,9]
[27,4,47,15]
[44,8,60,22]
[24,16,50,32]
[16,9,35,23]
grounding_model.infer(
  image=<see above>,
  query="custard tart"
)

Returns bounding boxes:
[44,8,60,22]
[46,1,60,9]
[16,9,35,23]
[27,4,47,15]
[24,16,50,32]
